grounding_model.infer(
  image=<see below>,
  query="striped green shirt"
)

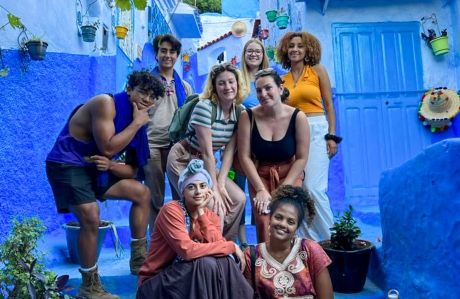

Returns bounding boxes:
[187,99,240,151]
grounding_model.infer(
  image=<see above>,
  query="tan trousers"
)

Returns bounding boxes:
[166,142,245,241]
[249,158,304,243]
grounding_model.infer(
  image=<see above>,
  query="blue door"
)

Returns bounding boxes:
[332,22,431,204]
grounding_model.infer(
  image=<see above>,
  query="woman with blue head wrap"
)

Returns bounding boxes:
[137,159,253,299]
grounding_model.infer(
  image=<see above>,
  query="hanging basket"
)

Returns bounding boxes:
[25,40,48,61]
[276,15,290,30]
[266,48,275,60]
[265,10,277,22]
[430,36,449,56]
[81,25,97,42]
[115,25,129,39]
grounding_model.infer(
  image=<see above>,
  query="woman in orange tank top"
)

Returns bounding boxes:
[276,32,342,242]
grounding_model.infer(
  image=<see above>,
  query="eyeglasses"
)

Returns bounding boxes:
[254,68,277,79]
[246,49,263,55]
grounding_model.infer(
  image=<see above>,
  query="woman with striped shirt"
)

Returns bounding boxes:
[166,63,247,241]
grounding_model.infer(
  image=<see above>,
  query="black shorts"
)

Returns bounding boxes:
[46,161,119,213]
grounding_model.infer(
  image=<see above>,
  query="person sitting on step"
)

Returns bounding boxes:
[137,159,253,299]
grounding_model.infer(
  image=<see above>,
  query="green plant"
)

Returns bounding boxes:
[115,0,148,11]
[330,205,361,250]
[0,217,72,299]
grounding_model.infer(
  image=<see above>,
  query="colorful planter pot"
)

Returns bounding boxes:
[276,15,290,30]
[266,48,275,60]
[265,10,277,22]
[81,25,97,43]
[115,25,129,39]
[25,40,48,61]
[259,28,269,40]
[430,36,449,56]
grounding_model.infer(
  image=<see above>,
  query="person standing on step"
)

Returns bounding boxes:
[235,38,270,248]
[145,34,193,233]
[46,71,165,299]
[137,159,253,299]
[166,63,247,242]
[277,32,341,241]
[237,68,309,243]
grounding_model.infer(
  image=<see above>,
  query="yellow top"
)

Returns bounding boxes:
[283,66,324,113]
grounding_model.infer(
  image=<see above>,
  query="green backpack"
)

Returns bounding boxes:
[168,94,245,145]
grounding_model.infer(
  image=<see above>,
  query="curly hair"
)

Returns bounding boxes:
[254,68,290,102]
[200,63,248,105]
[153,34,182,55]
[126,70,165,99]
[240,39,270,88]
[270,185,315,227]
[276,32,321,69]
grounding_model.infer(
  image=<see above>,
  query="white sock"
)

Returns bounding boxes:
[80,264,97,272]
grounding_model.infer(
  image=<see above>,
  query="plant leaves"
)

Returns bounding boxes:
[133,0,148,10]
[56,275,69,291]
[116,0,132,11]
[0,67,10,77]
[7,13,24,29]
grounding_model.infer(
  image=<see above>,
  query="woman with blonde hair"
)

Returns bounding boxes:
[277,32,340,241]
[240,38,270,108]
[166,62,247,241]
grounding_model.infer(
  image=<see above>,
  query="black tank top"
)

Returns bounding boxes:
[249,108,299,163]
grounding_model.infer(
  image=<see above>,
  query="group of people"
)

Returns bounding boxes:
[45,31,340,299]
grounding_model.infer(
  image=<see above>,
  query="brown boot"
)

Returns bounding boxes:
[130,237,147,275]
[77,267,119,299]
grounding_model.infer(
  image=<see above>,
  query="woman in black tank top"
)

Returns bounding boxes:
[237,68,310,243]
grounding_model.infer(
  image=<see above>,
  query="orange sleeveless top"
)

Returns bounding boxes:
[283,66,324,113]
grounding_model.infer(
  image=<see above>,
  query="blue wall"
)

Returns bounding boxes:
[222,0,258,17]
[0,50,116,242]
[379,138,460,298]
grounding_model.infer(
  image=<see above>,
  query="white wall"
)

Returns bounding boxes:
[0,0,149,57]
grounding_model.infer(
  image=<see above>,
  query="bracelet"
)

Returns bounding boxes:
[324,133,343,144]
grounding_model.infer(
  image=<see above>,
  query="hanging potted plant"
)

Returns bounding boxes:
[266,45,276,60]
[265,9,277,22]
[319,205,374,293]
[24,36,48,61]
[114,24,129,39]
[80,20,99,43]
[259,28,269,40]
[275,8,290,30]
[421,13,448,56]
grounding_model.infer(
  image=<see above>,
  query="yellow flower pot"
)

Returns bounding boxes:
[430,36,449,56]
[115,25,129,39]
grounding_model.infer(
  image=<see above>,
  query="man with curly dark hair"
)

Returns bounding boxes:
[46,70,164,299]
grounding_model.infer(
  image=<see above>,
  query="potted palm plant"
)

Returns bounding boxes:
[319,205,374,293]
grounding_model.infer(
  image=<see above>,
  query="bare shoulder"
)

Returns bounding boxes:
[312,64,327,75]
[86,94,115,116]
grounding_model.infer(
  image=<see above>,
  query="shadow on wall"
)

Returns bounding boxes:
[379,138,460,298]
